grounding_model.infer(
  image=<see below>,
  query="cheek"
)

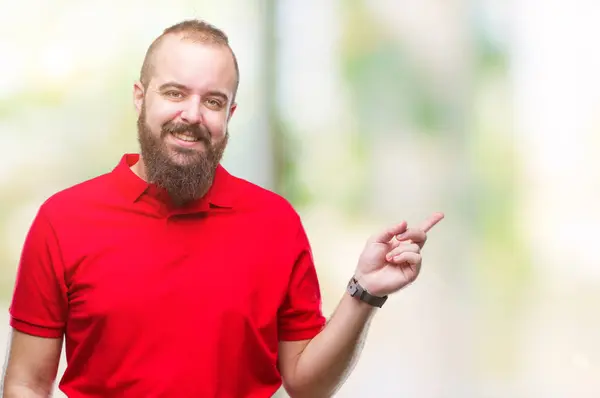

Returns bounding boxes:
[205,113,229,138]
[146,104,180,129]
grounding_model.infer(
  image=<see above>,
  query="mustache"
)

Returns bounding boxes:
[161,122,211,143]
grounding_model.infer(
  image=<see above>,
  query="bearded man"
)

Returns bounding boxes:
[2,19,443,398]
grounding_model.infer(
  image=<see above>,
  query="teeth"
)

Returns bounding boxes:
[172,132,199,142]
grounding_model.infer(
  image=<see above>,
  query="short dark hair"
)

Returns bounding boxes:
[139,19,240,99]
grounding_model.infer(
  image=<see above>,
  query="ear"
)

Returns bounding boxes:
[227,102,237,121]
[133,81,145,116]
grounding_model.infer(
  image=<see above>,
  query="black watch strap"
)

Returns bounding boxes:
[347,277,388,308]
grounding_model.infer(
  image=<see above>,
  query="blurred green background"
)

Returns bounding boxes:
[2,1,599,397]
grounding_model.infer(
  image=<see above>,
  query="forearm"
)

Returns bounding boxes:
[289,292,377,397]
[2,382,51,398]
[2,368,54,398]
[2,329,62,398]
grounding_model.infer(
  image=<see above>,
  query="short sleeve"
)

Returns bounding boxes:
[278,223,326,341]
[9,205,68,338]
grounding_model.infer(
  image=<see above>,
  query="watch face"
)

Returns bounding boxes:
[348,282,358,296]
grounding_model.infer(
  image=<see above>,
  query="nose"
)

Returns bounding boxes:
[180,97,203,125]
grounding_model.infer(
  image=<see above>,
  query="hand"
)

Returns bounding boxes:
[353,212,444,297]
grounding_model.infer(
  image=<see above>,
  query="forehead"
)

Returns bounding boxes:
[151,35,237,95]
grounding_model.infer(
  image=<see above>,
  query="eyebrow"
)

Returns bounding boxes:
[158,82,188,92]
[157,82,229,101]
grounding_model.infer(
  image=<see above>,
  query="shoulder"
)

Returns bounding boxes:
[39,172,115,220]
[229,174,300,219]
[226,173,306,236]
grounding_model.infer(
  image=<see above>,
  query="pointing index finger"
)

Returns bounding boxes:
[419,212,445,233]
[369,221,408,244]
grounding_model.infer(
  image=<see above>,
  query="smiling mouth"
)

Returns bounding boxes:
[171,132,200,142]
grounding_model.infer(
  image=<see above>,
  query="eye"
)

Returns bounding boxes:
[205,98,223,109]
[165,91,184,99]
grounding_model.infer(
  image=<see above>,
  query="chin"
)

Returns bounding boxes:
[165,148,200,165]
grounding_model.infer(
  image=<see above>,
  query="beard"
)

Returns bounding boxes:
[137,107,228,206]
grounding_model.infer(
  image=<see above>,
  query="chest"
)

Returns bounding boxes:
[62,213,292,332]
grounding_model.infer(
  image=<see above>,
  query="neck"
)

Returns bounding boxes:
[130,155,148,182]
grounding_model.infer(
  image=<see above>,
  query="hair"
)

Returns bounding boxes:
[139,19,240,100]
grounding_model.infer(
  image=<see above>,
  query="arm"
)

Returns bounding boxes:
[279,293,375,398]
[2,204,68,397]
[2,329,62,398]
[280,214,444,397]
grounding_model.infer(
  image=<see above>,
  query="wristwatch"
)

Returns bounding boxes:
[347,277,388,308]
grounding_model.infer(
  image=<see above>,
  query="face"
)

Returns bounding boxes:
[133,35,238,205]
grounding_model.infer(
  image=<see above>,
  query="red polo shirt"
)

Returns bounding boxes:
[9,154,326,398]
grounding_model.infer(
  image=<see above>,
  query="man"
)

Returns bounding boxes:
[2,20,443,398]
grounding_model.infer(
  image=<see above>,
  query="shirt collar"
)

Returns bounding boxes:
[112,153,235,211]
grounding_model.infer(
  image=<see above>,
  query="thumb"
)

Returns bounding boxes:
[368,221,408,244]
